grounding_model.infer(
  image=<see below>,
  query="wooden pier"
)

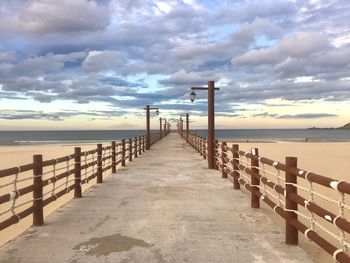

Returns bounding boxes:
[0,133,312,263]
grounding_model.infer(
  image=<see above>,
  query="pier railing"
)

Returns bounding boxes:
[0,131,166,232]
[184,131,350,263]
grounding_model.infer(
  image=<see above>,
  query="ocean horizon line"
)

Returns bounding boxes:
[0,129,349,146]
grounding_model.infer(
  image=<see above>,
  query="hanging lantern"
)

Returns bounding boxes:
[190,90,196,103]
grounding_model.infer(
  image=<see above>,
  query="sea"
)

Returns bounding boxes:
[0,129,350,146]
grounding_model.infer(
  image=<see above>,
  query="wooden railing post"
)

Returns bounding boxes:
[97,144,103,183]
[112,141,116,173]
[232,145,240,189]
[214,140,219,170]
[203,138,207,159]
[138,136,142,155]
[250,148,259,208]
[221,142,227,178]
[33,154,44,226]
[142,136,145,152]
[74,147,82,198]
[285,156,298,245]
[128,138,132,162]
[134,137,138,158]
[121,139,126,167]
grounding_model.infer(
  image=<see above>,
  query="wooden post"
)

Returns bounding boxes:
[186,113,189,143]
[138,136,142,155]
[232,145,240,189]
[250,148,259,208]
[285,157,298,245]
[142,136,145,152]
[97,144,103,183]
[33,154,44,226]
[203,138,207,159]
[146,105,150,150]
[111,141,116,173]
[160,118,162,140]
[207,81,215,169]
[134,137,138,158]
[214,140,219,170]
[74,147,82,198]
[128,138,132,162]
[121,139,126,167]
[221,142,227,178]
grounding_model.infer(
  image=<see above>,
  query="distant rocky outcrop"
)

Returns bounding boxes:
[308,122,350,130]
[338,122,350,129]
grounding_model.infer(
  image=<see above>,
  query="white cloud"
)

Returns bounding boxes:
[81,50,123,73]
[0,0,109,35]
[232,32,329,65]
[293,76,322,83]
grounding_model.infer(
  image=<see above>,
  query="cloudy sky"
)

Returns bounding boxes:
[0,0,349,130]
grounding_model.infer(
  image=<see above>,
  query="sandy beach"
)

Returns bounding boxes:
[0,141,349,262]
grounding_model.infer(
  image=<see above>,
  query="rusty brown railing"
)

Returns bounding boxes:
[0,132,166,233]
[184,132,350,263]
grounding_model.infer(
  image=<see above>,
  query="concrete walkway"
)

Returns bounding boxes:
[0,133,312,263]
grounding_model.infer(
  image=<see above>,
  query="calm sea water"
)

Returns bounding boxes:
[0,130,147,146]
[194,129,350,142]
[0,129,349,146]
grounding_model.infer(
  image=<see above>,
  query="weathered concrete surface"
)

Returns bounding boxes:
[0,133,313,263]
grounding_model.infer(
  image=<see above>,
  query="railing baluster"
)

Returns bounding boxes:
[134,137,138,158]
[97,144,103,183]
[128,138,132,162]
[203,137,207,159]
[139,136,142,155]
[74,147,82,198]
[112,141,116,173]
[285,156,298,245]
[250,148,259,208]
[214,140,219,170]
[33,154,44,226]
[221,142,227,178]
[122,139,126,167]
[142,136,145,152]
[232,145,240,189]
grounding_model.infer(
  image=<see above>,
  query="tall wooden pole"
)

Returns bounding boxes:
[146,105,150,150]
[208,81,215,169]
